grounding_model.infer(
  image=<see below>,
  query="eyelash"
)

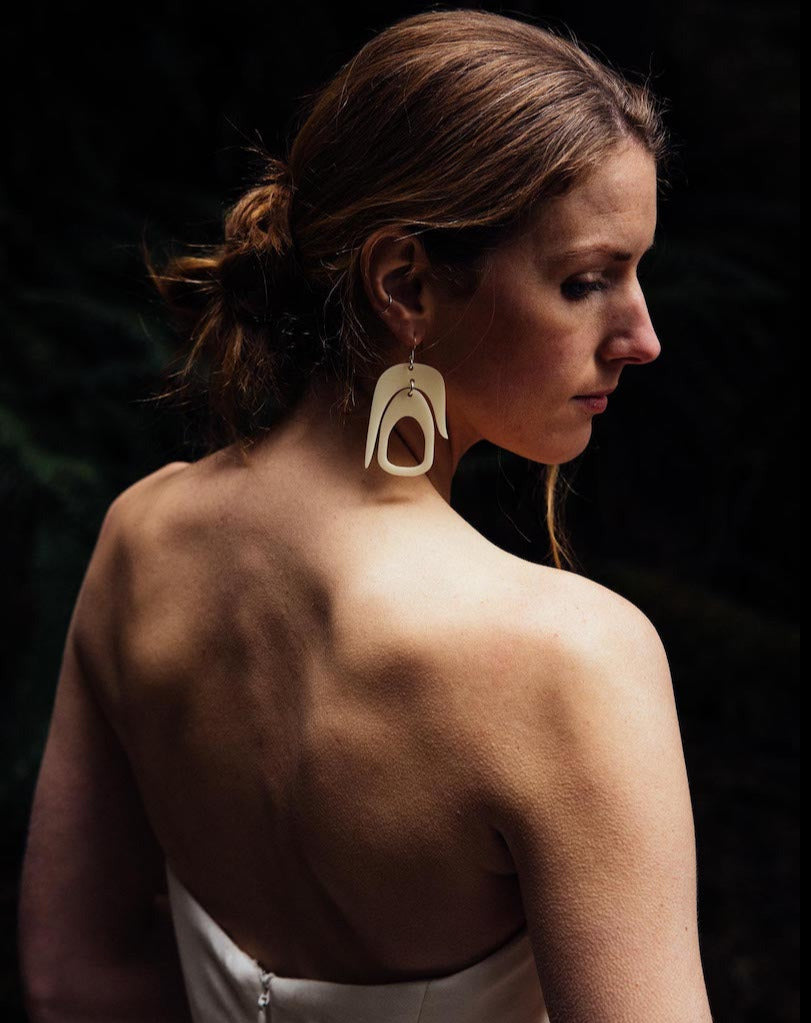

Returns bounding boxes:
[561,278,610,302]
[562,254,654,302]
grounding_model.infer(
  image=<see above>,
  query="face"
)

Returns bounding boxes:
[434,141,661,465]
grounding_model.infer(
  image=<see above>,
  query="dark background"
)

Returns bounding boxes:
[1,1,799,1020]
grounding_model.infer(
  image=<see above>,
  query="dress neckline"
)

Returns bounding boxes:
[164,860,530,988]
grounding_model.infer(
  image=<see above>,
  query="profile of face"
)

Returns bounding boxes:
[366,140,661,469]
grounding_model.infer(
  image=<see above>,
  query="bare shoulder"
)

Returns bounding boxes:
[495,556,674,716]
[78,461,191,591]
[468,556,682,801]
[507,554,666,658]
[424,550,673,776]
[70,462,192,697]
[460,557,710,1019]
[108,460,192,533]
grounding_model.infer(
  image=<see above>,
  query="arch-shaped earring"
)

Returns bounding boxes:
[364,318,449,477]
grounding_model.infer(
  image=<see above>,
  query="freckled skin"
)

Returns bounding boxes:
[20,139,712,1019]
[357,140,661,498]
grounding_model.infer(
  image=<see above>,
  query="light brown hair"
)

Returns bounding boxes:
[144,8,672,570]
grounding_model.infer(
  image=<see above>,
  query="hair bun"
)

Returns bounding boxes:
[223,158,293,258]
[211,157,301,327]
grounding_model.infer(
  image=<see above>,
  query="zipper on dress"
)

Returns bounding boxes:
[257,967,273,1012]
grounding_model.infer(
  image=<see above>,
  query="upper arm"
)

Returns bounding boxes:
[490,588,713,1023]
[18,472,183,1003]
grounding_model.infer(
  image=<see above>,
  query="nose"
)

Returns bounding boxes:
[606,282,661,365]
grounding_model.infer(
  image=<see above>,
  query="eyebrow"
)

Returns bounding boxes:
[551,240,656,263]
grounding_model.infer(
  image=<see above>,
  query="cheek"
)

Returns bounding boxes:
[446,274,586,420]
[487,299,581,402]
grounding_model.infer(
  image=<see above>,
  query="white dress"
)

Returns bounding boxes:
[165,862,550,1022]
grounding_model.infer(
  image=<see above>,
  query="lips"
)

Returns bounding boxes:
[573,388,616,398]
[572,394,610,413]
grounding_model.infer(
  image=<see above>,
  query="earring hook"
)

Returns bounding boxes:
[384,293,419,389]
[408,332,418,394]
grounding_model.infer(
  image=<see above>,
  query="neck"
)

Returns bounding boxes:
[267,371,476,506]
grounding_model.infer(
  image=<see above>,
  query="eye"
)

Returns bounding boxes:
[561,277,609,302]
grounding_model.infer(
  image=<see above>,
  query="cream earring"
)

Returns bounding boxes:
[364,296,448,477]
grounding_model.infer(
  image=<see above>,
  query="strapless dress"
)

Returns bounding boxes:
[165,862,549,1022]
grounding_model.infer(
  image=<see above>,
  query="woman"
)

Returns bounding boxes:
[18,9,714,1022]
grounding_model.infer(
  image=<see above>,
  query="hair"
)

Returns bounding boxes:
[143,7,672,571]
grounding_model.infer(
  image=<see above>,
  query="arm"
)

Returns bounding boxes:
[18,485,192,1023]
[490,589,713,1022]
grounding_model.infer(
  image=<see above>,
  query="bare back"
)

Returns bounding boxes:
[87,442,561,984]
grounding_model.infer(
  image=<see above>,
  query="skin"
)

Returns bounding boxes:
[19,140,712,1020]
[282,138,661,505]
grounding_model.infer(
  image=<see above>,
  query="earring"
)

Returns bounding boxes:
[364,300,448,477]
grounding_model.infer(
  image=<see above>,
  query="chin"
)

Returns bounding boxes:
[508,427,592,466]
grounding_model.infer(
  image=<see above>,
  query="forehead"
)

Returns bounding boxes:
[531,143,658,259]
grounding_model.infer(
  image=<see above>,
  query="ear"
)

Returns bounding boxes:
[360,225,439,349]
